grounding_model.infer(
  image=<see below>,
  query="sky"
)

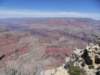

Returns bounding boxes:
[0,0,100,19]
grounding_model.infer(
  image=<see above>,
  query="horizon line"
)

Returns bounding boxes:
[0,10,100,20]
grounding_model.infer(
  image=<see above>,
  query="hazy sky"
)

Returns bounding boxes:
[0,0,100,19]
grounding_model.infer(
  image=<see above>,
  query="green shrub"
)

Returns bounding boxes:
[68,65,85,75]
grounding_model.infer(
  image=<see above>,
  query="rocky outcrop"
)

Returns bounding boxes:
[40,42,100,75]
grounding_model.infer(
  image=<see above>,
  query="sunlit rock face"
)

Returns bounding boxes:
[67,43,100,75]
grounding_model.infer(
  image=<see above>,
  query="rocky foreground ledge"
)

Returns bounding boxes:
[40,41,100,75]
